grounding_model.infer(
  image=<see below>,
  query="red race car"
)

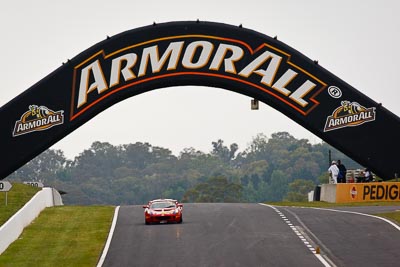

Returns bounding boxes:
[143,199,183,224]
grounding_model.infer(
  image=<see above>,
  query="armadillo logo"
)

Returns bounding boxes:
[13,105,64,137]
[324,100,376,132]
[350,186,357,200]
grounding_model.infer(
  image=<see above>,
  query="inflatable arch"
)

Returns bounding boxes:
[1,21,399,180]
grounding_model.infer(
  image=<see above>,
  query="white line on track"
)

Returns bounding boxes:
[259,203,332,267]
[97,206,120,267]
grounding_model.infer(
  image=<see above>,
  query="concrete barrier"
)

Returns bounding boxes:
[0,187,63,254]
[320,184,337,203]
[308,191,314,202]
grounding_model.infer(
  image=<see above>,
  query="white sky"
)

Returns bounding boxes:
[1,0,399,159]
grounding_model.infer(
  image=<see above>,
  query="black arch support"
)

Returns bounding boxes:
[1,21,399,179]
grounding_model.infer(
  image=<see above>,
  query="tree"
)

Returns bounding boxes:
[122,142,153,170]
[284,179,315,202]
[11,149,69,183]
[72,141,121,180]
[211,139,238,163]
[242,181,258,203]
[7,131,364,205]
[182,176,243,203]
[267,170,289,201]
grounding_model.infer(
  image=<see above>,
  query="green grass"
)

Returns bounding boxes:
[0,183,40,225]
[379,211,400,224]
[0,205,114,267]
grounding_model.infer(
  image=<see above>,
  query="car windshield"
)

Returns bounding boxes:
[150,201,176,209]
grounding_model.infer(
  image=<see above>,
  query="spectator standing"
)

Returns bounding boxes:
[328,161,339,184]
[337,160,347,183]
[364,168,373,182]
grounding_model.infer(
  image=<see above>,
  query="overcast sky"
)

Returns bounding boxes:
[1,0,399,159]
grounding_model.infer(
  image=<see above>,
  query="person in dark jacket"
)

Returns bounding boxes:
[364,168,373,182]
[337,160,347,183]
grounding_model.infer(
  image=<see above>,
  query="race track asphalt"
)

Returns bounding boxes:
[101,203,400,267]
[281,205,400,267]
[102,203,324,267]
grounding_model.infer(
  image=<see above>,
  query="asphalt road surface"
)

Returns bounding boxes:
[280,205,400,267]
[101,203,400,267]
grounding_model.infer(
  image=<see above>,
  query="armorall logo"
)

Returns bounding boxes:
[70,35,327,120]
[324,101,376,132]
[13,105,64,137]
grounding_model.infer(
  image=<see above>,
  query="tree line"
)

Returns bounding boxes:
[8,132,362,205]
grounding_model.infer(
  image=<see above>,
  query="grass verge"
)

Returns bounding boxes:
[377,211,400,225]
[0,183,40,225]
[0,205,114,267]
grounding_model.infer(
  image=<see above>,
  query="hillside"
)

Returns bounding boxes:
[7,132,364,205]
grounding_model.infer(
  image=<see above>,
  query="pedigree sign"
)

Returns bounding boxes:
[335,183,400,203]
